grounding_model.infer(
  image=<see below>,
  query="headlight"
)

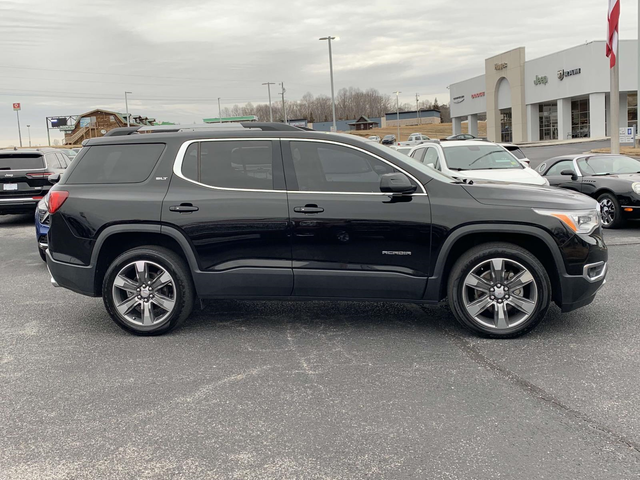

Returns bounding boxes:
[633,182,640,194]
[542,178,550,186]
[533,208,601,234]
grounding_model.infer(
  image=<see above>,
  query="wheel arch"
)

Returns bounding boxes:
[92,225,199,296]
[425,225,564,305]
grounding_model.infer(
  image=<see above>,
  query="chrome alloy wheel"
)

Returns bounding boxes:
[462,258,538,330]
[599,198,616,226]
[111,260,176,327]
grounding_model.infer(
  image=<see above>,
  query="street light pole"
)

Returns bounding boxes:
[280,82,287,123]
[217,97,222,123]
[26,125,31,147]
[319,36,338,132]
[124,91,132,127]
[416,93,421,125]
[262,82,275,122]
[394,91,401,142]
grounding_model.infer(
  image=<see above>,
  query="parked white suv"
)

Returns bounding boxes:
[408,140,548,186]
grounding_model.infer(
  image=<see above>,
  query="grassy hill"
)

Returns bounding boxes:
[346,121,487,142]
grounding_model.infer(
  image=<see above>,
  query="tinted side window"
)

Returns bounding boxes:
[66,144,165,184]
[199,141,273,190]
[182,143,198,181]
[289,141,397,193]
[546,160,575,176]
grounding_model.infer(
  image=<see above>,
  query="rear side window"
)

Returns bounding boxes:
[0,154,44,170]
[506,146,526,159]
[183,140,275,190]
[66,144,165,184]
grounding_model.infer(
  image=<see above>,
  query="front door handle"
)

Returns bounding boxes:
[169,204,199,213]
[294,205,324,214]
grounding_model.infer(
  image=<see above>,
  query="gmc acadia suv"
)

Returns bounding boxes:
[45,123,608,338]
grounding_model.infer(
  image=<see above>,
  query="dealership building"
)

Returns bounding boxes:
[449,40,638,143]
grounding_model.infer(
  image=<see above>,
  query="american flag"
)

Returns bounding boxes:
[606,0,620,68]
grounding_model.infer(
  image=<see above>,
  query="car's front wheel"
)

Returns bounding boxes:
[102,246,194,335]
[447,242,552,338]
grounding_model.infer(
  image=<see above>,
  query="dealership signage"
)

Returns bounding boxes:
[452,95,465,104]
[620,127,635,145]
[557,68,581,81]
[494,62,508,70]
[12,102,20,111]
[471,92,485,99]
[533,75,548,86]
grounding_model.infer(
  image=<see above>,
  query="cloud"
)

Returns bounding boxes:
[0,0,637,144]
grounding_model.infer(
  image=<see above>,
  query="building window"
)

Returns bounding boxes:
[500,109,512,143]
[538,102,558,140]
[629,93,637,133]
[571,99,589,138]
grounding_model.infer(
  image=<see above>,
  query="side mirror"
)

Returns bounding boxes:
[380,172,417,194]
[561,170,578,180]
[48,173,60,185]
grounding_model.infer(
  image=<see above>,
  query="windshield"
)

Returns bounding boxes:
[442,144,523,171]
[366,142,457,184]
[578,155,640,175]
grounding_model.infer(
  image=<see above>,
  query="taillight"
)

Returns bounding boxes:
[48,191,69,214]
[26,172,54,178]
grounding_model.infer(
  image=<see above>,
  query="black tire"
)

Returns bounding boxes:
[597,192,625,229]
[447,242,552,338]
[39,248,47,262]
[102,246,195,336]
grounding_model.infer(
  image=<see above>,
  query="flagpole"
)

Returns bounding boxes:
[611,58,620,154]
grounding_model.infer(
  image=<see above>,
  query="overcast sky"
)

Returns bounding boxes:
[0,0,638,145]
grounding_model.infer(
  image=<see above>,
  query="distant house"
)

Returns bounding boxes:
[347,116,379,131]
[63,109,156,145]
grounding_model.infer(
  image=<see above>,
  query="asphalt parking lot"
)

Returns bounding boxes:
[2,212,640,479]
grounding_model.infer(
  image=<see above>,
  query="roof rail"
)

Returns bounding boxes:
[104,122,304,137]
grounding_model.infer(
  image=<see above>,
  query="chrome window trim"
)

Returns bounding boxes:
[621,205,640,209]
[173,137,427,196]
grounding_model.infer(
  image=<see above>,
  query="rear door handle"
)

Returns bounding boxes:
[294,205,324,214]
[169,204,199,213]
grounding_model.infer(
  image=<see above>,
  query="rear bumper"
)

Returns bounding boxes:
[0,197,38,214]
[46,249,98,297]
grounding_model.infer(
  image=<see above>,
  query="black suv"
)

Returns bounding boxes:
[45,123,608,338]
[0,148,70,215]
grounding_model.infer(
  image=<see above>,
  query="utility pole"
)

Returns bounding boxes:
[46,118,51,146]
[262,82,275,122]
[394,91,401,142]
[280,82,287,123]
[217,98,222,123]
[319,36,338,132]
[27,125,31,147]
[124,91,132,127]
[416,93,421,125]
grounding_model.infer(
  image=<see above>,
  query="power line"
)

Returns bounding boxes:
[0,64,247,83]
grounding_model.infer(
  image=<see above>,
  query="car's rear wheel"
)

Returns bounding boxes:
[447,242,551,338]
[598,193,624,229]
[103,246,194,335]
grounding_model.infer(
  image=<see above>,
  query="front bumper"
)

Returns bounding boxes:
[46,249,98,297]
[558,261,607,312]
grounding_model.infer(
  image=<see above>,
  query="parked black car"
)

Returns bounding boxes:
[0,148,70,215]
[46,123,607,338]
[538,154,640,228]
[381,134,396,145]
